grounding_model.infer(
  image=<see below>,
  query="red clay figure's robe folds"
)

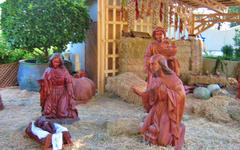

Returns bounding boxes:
[140,73,185,149]
[144,27,180,82]
[40,66,78,120]
[144,40,180,78]
[39,53,78,119]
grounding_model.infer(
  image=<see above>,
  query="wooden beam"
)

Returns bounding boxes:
[181,0,227,13]
[194,13,240,23]
[191,13,240,35]
[232,0,240,4]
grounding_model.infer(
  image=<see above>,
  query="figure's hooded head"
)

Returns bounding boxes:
[152,26,166,41]
[49,53,64,68]
[150,54,173,75]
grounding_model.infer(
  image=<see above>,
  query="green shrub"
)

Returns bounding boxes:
[1,0,90,63]
[221,45,234,58]
[0,32,30,64]
[235,47,240,58]
[233,29,240,47]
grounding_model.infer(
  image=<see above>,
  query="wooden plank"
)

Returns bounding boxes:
[97,0,106,94]
[191,13,240,35]
[113,0,117,76]
[181,0,227,13]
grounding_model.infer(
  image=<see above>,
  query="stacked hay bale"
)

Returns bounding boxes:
[175,40,192,83]
[117,38,193,81]
[106,72,146,105]
[117,37,152,79]
[190,38,203,74]
[175,40,191,73]
[188,75,228,86]
[192,96,233,123]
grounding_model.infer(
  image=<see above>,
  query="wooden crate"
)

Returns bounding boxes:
[0,62,19,88]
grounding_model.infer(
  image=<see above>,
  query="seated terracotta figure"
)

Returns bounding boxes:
[39,53,78,122]
[0,94,4,111]
[133,54,186,150]
[144,27,180,84]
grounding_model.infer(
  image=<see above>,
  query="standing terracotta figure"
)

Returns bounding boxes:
[144,26,180,84]
[133,54,185,150]
[39,53,78,121]
[0,94,4,111]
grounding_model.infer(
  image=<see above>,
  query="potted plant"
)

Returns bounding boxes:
[1,0,90,91]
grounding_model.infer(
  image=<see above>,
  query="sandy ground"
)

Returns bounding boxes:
[0,87,240,150]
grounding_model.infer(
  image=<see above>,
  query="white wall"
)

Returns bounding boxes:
[66,0,97,71]
[67,42,85,71]
[201,25,239,52]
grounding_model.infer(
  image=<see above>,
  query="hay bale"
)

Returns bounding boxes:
[190,39,203,74]
[106,118,140,136]
[192,96,232,123]
[105,72,146,105]
[212,89,230,97]
[228,106,240,122]
[117,38,194,78]
[188,75,228,86]
[227,99,240,122]
[175,40,191,74]
[117,38,152,80]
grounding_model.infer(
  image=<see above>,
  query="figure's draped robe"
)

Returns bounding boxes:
[144,41,180,82]
[140,73,185,149]
[39,67,78,119]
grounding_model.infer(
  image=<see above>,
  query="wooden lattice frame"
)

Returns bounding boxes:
[98,0,155,94]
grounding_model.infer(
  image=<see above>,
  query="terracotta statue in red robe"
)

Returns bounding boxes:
[133,54,185,149]
[144,27,180,83]
[39,53,78,122]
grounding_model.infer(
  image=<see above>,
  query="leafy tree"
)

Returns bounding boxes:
[1,0,90,63]
[0,30,31,64]
[228,6,240,27]
[233,29,240,47]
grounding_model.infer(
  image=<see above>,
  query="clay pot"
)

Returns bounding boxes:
[72,77,95,104]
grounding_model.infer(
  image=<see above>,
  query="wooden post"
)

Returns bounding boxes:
[190,14,195,35]
[97,0,105,94]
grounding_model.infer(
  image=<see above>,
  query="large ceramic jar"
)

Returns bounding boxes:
[17,60,48,91]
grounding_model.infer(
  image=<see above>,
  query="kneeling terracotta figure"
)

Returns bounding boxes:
[39,53,78,122]
[133,54,186,149]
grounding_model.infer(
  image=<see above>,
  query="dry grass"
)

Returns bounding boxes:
[0,87,240,150]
